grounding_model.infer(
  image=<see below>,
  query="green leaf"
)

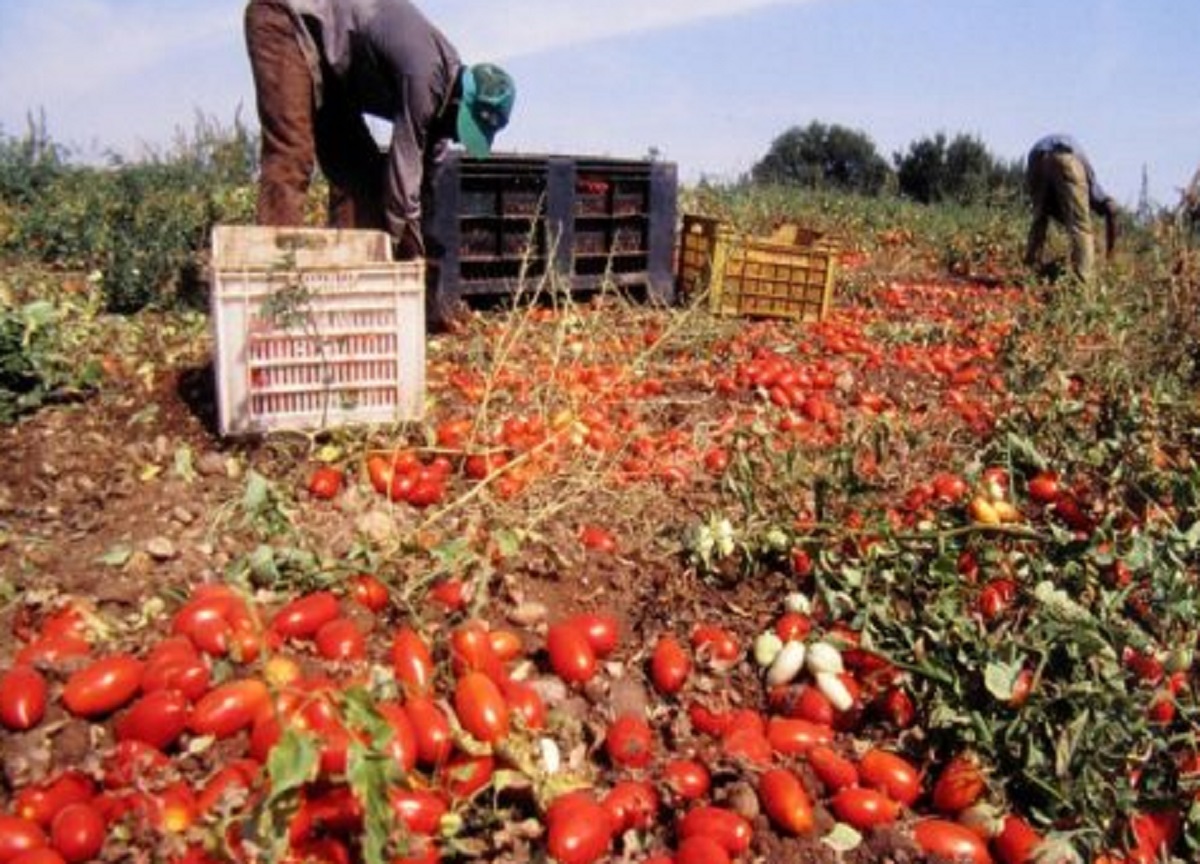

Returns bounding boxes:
[347,742,397,864]
[173,445,197,483]
[984,659,1023,702]
[96,544,133,567]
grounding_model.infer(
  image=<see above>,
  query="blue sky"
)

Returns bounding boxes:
[2,0,1198,207]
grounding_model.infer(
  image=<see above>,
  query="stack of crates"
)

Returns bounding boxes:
[210,226,425,436]
[676,214,838,322]
[424,153,677,321]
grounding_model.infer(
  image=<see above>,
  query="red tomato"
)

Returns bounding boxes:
[545,793,614,864]
[14,634,90,668]
[8,850,66,864]
[662,759,711,801]
[404,696,454,768]
[1026,471,1060,504]
[439,753,494,800]
[649,634,691,695]
[570,612,620,657]
[101,740,170,789]
[188,679,269,739]
[13,773,95,828]
[604,713,655,769]
[427,578,468,611]
[806,745,859,792]
[600,780,659,832]
[307,465,343,500]
[677,806,753,855]
[991,814,1043,864]
[49,803,105,863]
[858,748,922,806]
[196,761,259,815]
[772,683,835,726]
[932,752,987,814]
[500,678,546,730]
[348,574,389,612]
[454,672,510,744]
[830,787,901,829]
[374,702,418,773]
[913,818,994,864]
[62,654,144,718]
[114,689,191,751]
[578,525,617,553]
[759,768,814,835]
[977,579,1018,621]
[487,628,524,663]
[932,472,969,503]
[390,789,449,835]
[391,627,435,696]
[449,620,504,681]
[673,835,731,864]
[691,624,740,667]
[774,612,813,642]
[721,726,773,766]
[0,666,48,730]
[0,816,48,862]
[141,640,211,702]
[877,685,917,728]
[546,622,598,685]
[270,591,340,639]
[314,617,366,661]
[766,716,834,755]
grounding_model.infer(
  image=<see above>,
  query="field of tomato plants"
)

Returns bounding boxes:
[3,175,1200,864]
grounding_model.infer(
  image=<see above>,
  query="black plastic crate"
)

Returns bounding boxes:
[425,153,677,322]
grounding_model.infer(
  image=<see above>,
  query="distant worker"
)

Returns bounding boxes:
[1023,134,1117,283]
[244,0,516,259]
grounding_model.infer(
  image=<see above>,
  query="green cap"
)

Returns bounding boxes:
[457,63,516,158]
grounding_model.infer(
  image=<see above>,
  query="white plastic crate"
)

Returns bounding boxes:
[211,226,425,436]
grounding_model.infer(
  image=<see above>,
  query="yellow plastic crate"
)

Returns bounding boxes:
[210,226,425,436]
[676,214,837,322]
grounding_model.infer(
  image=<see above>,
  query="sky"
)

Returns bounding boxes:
[2,0,1199,208]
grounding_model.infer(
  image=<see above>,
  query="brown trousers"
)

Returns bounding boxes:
[244,0,386,231]
[1025,150,1095,282]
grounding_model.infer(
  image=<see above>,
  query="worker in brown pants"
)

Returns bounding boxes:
[244,0,515,259]
[1024,134,1118,283]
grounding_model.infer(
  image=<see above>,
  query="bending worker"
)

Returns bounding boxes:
[245,0,515,260]
[1024,134,1117,283]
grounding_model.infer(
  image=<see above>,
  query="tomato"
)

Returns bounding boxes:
[49,803,105,864]
[877,685,916,728]
[977,578,1017,622]
[601,780,659,832]
[150,782,197,833]
[702,446,730,475]
[1026,471,1060,504]
[188,679,269,739]
[932,472,969,503]
[830,787,901,829]
[721,726,773,766]
[500,678,546,730]
[691,624,740,667]
[649,634,691,695]
[0,666,48,730]
[932,752,987,814]
[439,753,494,800]
[307,465,343,499]
[858,748,922,806]
[450,620,504,681]
[774,612,813,642]
[8,850,66,864]
[605,713,655,769]
[991,814,1042,864]
[390,789,449,835]
[0,816,48,862]
[101,740,170,789]
[14,634,90,668]
[390,627,435,696]
[758,768,814,835]
[487,628,524,663]
[1128,809,1181,864]
[435,417,473,451]
[578,525,617,553]
[314,617,366,661]
[14,773,95,828]
[454,672,510,744]
[766,716,834,755]
[62,654,144,718]
[196,761,259,815]
[427,577,468,611]
[404,696,454,768]
[348,574,390,612]
[546,622,598,685]
[673,835,731,864]
[141,640,210,702]
[677,806,753,855]
[545,793,614,864]
[913,818,994,864]
[271,591,340,640]
[114,689,191,751]
[772,683,835,725]
[806,745,859,792]
[662,759,711,801]
[570,612,620,657]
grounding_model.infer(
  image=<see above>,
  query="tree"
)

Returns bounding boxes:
[751,121,891,195]
[894,132,1021,205]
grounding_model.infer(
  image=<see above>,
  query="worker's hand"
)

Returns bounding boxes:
[394,227,425,261]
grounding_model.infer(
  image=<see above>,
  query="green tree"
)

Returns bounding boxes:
[752,121,891,195]
[895,132,1021,205]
